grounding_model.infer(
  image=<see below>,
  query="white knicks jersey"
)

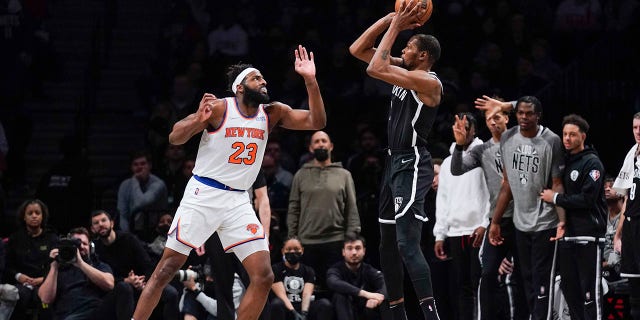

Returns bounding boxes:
[192,97,269,190]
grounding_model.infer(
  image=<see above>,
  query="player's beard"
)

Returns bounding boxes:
[243,86,270,106]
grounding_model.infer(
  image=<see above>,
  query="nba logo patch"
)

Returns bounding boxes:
[194,188,199,195]
[394,197,403,212]
[589,170,600,181]
[570,170,579,181]
[246,223,260,235]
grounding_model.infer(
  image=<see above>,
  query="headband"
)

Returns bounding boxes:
[231,67,258,94]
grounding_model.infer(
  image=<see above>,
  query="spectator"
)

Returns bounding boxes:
[117,150,168,240]
[540,114,607,319]
[36,134,94,234]
[38,227,114,319]
[146,212,173,263]
[90,210,179,320]
[433,113,488,320]
[326,235,386,320]
[288,130,361,290]
[269,237,333,320]
[5,199,58,319]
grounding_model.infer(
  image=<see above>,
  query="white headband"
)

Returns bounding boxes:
[231,67,258,94]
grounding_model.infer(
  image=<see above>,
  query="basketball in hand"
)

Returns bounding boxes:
[395,0,433,25]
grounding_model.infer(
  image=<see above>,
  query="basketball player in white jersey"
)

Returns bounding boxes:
[132,45,326,320]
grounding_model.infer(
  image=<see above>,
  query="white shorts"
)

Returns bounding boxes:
[166,177,268,261]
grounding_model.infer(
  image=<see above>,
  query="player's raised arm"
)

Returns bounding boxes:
[275,45,326,131]
[349,12,402,66]
[169,93,222,145]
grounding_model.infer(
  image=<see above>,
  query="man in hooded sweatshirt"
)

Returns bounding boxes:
[288,130,361,291]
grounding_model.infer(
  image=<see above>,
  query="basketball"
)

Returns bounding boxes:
[395,0,433,25]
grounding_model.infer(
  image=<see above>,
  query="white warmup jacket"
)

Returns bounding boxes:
[433,138,491,241]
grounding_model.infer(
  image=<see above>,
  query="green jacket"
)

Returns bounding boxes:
[287,162,361,244]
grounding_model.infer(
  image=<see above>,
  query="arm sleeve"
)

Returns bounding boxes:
[287,173,302,237]
[326,266,361,296]
[450,145,481,176]
[556,158,605,210]
[344,172,361,235]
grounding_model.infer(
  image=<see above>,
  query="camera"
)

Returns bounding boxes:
[174,265,204,281]
[56,237,81,265]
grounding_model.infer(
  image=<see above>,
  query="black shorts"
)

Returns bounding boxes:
[621,217,640,277]
[379,146,432,224]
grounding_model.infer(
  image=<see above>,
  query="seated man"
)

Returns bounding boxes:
[326,235,386,320]
[269,237,333,320]
[38,227,114,319]
[91,210,179,320]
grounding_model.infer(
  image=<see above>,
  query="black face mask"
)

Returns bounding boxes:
[157,225,170,235]
[313,148,329,162]
[284,252,302,265]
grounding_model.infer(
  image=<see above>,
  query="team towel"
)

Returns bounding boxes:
[613,144,639,195]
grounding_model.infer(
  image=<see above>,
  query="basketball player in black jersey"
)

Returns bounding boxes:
[350,2,442,320]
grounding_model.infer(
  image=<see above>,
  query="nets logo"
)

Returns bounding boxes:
[394,197,403,213]
[246,223,260,235]
[194,188,199,195]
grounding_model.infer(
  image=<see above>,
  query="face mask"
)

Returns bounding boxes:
[313,148,329,162]
[284,252,302,265]
[157,225,170,235]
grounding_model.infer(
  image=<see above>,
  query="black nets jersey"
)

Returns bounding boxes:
[387,71,442,150]
[625,160,640,218]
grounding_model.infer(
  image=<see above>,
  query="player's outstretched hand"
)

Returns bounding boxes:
[475,95,509,119]
[294,45,316,79]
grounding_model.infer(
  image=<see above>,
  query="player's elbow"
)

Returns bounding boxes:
[366,65,383,79]
[348,44,362,58]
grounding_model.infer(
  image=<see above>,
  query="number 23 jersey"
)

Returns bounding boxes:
[192,97,269,190]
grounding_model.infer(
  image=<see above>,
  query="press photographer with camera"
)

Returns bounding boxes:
[179,264,246,320]
[38,227,114,319]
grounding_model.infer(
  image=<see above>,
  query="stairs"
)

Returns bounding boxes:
[13,0,165,219]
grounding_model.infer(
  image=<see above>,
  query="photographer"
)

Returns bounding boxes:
[38,227,114,319]
[179,266,246,320]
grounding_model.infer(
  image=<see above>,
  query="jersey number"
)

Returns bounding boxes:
[228,142,258,165]
[631,184,636,201]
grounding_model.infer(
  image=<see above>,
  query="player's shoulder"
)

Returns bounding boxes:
[501,126,519,142]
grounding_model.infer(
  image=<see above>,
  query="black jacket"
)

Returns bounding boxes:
[555,147,607,237]
[326,261,386,297]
